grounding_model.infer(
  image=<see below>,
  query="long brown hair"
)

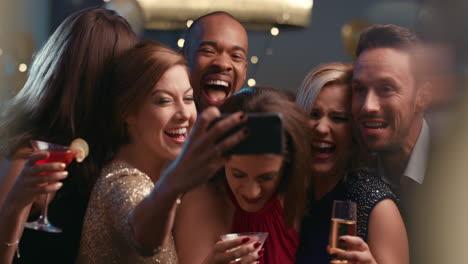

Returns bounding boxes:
[0,7,138,196]
[219,87,312,228]
[103,40,186,157]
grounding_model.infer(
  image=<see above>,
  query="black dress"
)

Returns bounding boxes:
[295,170,397,264]
[13,172,87,264]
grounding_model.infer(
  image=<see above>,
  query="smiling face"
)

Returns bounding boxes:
[225,154,284,212]
[126,65,197,160]
[185,13,248,111]
[352,47,424,152]
[309,83,353,177]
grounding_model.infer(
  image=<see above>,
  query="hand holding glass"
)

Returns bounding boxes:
[23,140,76,233]
[220,232,268,261]
[329,200,357,264]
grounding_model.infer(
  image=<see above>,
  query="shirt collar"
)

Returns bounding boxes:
[402,119,430,184]
[379,119,430,186]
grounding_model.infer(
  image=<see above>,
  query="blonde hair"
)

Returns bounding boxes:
[296,62,374,171]
[296,62,353,113]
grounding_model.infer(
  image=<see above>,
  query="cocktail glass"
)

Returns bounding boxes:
[23,140,76,233]
[220,232,268,261]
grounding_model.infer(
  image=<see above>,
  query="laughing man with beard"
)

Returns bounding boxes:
[183,11,248,111]
[351,24,431,214]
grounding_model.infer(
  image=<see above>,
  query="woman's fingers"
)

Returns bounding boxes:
[29,170,68,186]
[24,151,66,176]
[331,249,375,264]
[215,126,249,157]
[164,108,248,192]
[216,244,256,264]
[211,237,260,264]
[237,249,261,264]
[28,162,66,177]
[213,237,250,253]
[24,151,49,167]
[190,106,222,139]
[329,236,375,264]
[41,181,64,193]
[205,112,248,159]
[10,171,66,208]
[206,112,247,144]
[183,108,247,159]
[332,250,367,263]
[339,235,369,251]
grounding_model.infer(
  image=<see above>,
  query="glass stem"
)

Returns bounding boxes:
[40,193,49,224]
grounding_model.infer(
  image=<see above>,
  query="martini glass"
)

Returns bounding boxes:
[23,140,75,233]
[220,232,268,261]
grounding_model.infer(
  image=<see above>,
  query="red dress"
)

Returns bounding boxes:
[229,191,299,264]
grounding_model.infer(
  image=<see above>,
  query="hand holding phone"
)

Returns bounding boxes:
[210,113,284,155]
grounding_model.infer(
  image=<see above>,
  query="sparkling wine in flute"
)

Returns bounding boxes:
[329,218,357,249]
[329,200,357,264]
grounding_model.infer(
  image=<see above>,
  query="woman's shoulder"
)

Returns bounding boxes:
[343,169,397,205]
[178,181,232,226]
[99,162,152,182]
[182,182,227,209]
[91,162,154,200]
[343,169,399,240]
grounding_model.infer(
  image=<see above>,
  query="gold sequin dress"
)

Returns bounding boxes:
[77,162,178,264]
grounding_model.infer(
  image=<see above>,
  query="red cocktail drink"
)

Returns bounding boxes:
[24,140,76,233]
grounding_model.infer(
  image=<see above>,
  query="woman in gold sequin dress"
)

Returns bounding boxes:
[77,40,258,263]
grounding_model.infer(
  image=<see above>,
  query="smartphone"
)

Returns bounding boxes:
[210,112,284,155]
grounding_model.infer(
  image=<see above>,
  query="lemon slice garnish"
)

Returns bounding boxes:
[70,138,89,163]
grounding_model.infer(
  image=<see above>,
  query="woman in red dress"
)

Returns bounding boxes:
[174,87,312,264]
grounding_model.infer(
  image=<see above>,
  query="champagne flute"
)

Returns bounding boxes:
[329,200,357,264]
[23,140,76,233]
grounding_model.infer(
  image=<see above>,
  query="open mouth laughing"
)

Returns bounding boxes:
[201,77,232,105]
[362,120,388,130]
[360,119,389,136]
[164,127,188,144]
[312,140,335,160]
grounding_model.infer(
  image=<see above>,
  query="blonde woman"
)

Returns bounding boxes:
[295,63,408,264]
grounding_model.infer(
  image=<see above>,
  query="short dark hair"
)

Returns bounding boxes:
[356,24,419,57]
[182,11,241,55]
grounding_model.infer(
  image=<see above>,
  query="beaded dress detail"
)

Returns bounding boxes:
[296,170,397,264]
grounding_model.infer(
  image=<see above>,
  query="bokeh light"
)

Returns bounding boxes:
[247,78,256,87]
[177,38,185,48]
[250,56,259,64]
